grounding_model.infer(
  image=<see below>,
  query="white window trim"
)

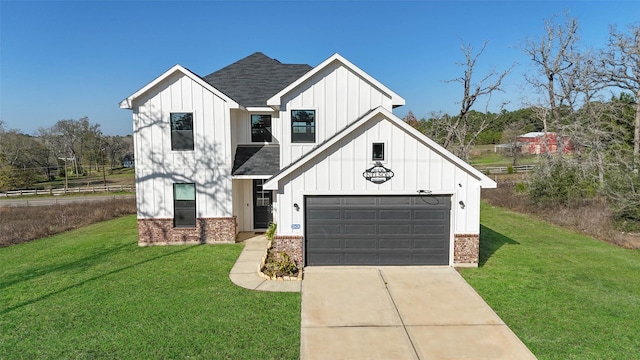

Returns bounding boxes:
[290,108,318,145]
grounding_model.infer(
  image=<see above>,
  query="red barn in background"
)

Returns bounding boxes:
[517,132,574,155]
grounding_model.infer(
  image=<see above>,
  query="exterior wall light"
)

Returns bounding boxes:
[458,201,466,209]
[293,203,300,211]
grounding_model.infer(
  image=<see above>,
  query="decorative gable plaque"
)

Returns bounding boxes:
[363,162,394,184]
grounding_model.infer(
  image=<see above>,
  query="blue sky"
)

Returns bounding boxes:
[1,1,639,136]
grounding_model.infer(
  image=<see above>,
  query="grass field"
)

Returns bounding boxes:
[461,203,640,359]
[0,215,300,359]
[3,205,640,359]
[32,167,135,190]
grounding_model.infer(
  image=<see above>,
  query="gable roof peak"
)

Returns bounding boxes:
[203,52,312,107]
[267,53,405,108]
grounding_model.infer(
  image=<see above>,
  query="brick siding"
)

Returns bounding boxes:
[453,233,480,267]
[271,234,303,267]
[137,217,237,245]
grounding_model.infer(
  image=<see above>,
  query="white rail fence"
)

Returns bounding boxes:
[476,164,536,174]
[0,185,134,197]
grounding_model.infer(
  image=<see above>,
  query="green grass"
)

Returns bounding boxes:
[461,203,640,359]
[1,215,300,359]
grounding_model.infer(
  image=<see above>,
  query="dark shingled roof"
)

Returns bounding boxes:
[232,145,280,176]
[203,52,312,107]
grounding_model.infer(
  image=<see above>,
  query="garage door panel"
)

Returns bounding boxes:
[414,239,447,249]
[345,224,376,235]
[343,197,377,206]
[378,239,412,249]
[379,209,412,219]
[307,209,342,220]
[344,209,377,220]
[413,210,448,220]
[343,253,379,264]
[307,224,343,235]
[378,197,412,206]
[306,238,343,250]
[309,197,342,205]
[413,254,448,265]
[378,253,413,265]
[306,195,451,266]
[413,224,448,236]
[307,253,344,265]
[344,238,377,249]
[378,224,412,235]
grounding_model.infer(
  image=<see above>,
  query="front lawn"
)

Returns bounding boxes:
[0,215,300,359]
[461,203,640,359]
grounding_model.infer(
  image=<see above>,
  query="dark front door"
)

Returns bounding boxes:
[253,179,273,229]
[305,195,451,266]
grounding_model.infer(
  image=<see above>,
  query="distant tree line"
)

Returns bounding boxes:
[405,14,640,229]
[0,118,133,191]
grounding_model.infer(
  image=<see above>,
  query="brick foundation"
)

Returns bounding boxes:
[271,235,303,267]
[137,217,237,246]
[454,234,480,267]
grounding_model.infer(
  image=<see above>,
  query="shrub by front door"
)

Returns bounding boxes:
[253,179,273,229]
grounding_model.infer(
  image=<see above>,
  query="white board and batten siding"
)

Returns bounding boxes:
[272,113,484,238]
[279,61,394,166]
[131,71,233,219]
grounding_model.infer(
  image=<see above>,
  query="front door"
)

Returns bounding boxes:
[253,179,273,229]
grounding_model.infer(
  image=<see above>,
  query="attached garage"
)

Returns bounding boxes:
[263,107,497,268]
[305,195,451,266]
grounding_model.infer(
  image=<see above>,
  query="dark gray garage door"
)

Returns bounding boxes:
[305,195,451,266]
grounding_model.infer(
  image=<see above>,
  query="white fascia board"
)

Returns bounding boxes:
[266,53,405,107]
[119,64,239,109]
[245,107,275,112]
[232,175,273,180]
[263,106,496,190]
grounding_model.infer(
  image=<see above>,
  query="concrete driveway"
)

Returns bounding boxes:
[301,267,536,360]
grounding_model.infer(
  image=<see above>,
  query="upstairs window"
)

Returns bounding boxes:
[170,112,194,150]
[372,142,385,161]
[174,183,196,227]
[291,110,315,143]
[251,114,272,142]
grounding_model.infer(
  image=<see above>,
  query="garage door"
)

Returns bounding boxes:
[305,195,451,266]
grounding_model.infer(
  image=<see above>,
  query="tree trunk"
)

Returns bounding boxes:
[634,89,640,170]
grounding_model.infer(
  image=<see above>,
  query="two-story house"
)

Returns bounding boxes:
[120,52,496,267]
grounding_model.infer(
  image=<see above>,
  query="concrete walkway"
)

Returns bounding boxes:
[228,233,301,292]
[300,267,536,360]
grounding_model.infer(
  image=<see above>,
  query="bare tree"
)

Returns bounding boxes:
[600,24,640,168]
[524,14,580,156]
[500,121,526,166]
[441,41,512,160]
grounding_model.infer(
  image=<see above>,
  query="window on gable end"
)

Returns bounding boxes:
[372,142,385,161]
[170,112,194,150]
[291,110,316,143]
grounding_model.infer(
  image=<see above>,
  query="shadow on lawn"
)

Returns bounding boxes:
[0,245,196,315]
[479,224,519,266]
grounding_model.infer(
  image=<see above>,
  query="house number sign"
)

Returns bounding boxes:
[363,162,394,184]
